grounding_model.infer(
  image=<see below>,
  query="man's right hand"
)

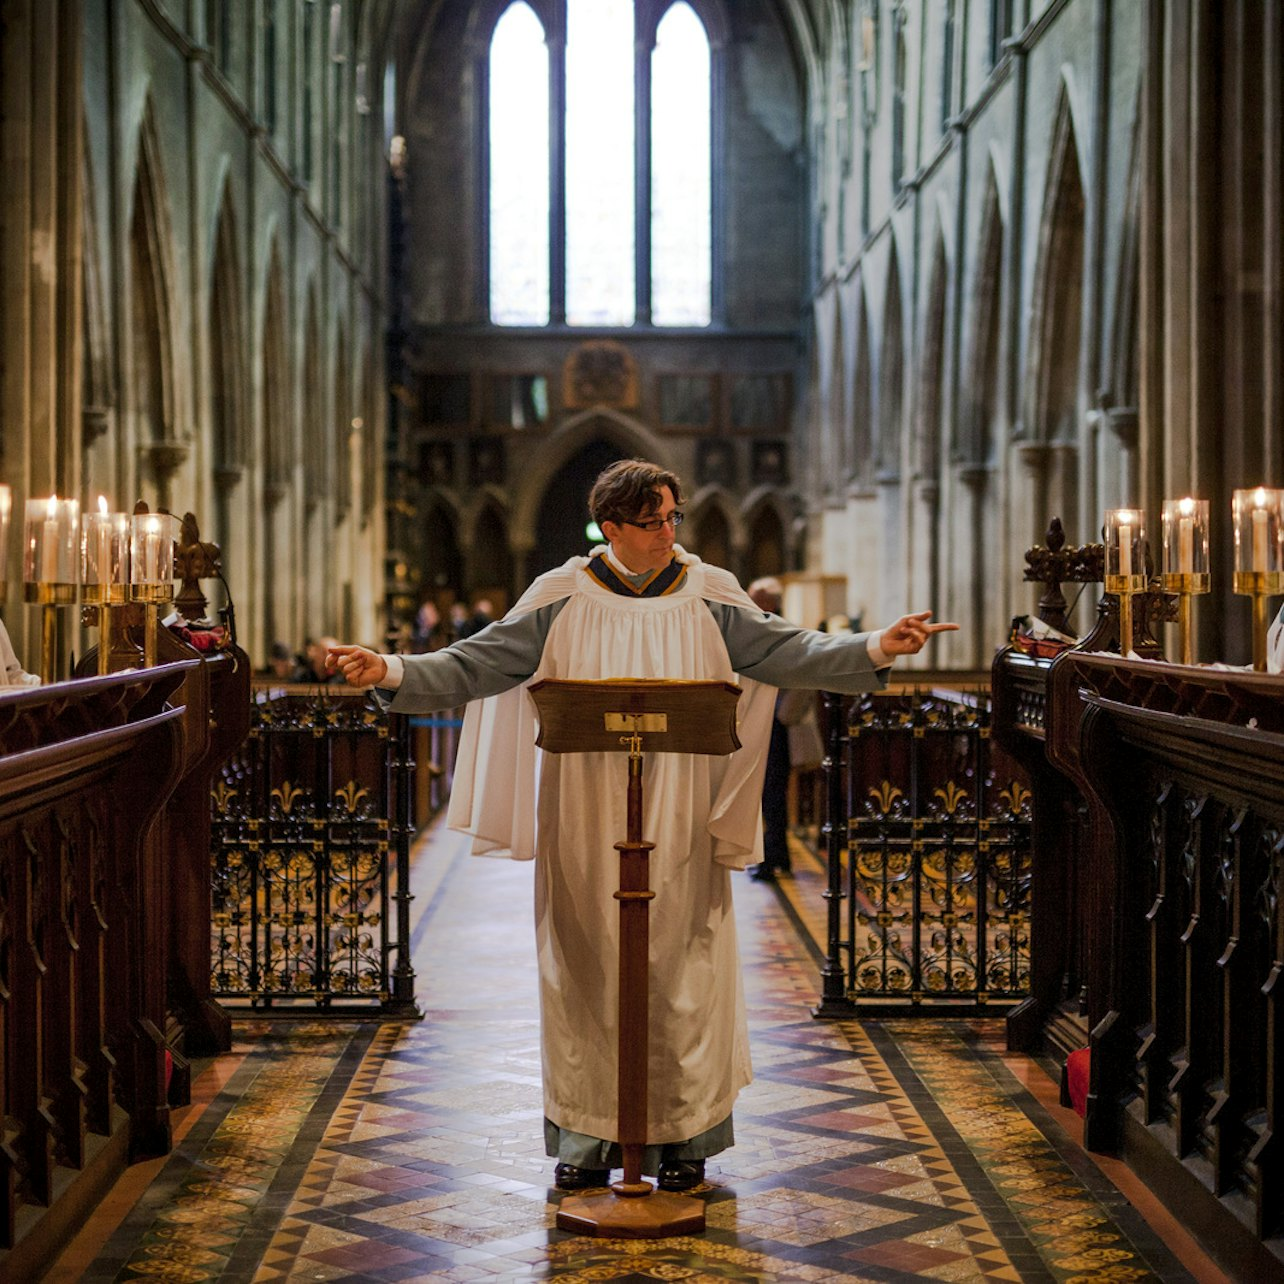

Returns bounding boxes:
[326,644,388,688]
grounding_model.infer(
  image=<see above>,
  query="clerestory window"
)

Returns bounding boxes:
[488,0,715,329]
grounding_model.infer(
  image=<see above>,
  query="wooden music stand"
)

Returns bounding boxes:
[528,678,742,1239]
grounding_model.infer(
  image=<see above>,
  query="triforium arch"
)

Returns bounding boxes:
[685,484,743,572]
[129,96,182,505]
[742,488,791,581]
[466,488,514,605]
[1024,80,1086,538]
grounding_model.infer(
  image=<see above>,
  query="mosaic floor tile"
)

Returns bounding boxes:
[51,821,1213,1282]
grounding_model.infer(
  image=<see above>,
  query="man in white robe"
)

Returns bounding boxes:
[329,460,955,1192]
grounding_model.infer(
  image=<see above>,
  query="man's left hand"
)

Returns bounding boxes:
[881,611,959,656]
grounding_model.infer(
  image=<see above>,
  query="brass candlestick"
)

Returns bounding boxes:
[1104,508,1146,659]
[23,581,77,683]
[82,582,128,674]
[1232,571,1283,672]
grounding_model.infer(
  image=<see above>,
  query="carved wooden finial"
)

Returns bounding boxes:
[1023,516,1105,635]
[174,511,222,623]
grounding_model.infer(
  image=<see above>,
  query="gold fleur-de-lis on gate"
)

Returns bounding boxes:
[271,781,305,814]
[211,781,238,811]
[933,781,968,815]
[999,781,1032,816]
[335,781,369,814]
[869,781,903,815]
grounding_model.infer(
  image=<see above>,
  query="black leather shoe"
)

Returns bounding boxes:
[656,1159,705,1191]
[750,866,777,882]
[554,1162,610,1191]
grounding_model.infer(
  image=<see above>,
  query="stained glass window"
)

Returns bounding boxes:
[489,3,550,325]
[565,0,635,325]
[651,3,711,326]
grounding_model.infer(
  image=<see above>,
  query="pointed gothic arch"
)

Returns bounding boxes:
[512,406,671,552]
[959,167,1004,469]
[209,182,248,486]
[743,494,789,580]
[1027,87,1086,449]
[261,241,291,499]
[826,300,846,493]
[686,484,740,570]
[851,281,873,485]
[876,239,905,479]
[302,285,324,509]
[916,228,948,481]
[81,137,114,454]
[129,98,182,500]
[334,320,352,520]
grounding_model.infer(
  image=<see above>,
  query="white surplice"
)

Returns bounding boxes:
[445,552,775,1143]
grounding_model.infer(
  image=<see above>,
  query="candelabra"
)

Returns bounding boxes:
[1104,508,1146,658]
[1159,497,1210,664]
[23,495,79,682]
[82,497,130,674]
[1232,487,1284,672]
[130,511,176,667]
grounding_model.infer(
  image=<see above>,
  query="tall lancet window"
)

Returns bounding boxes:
[489,3,550,325]
[565,0,635,325]
[488,0,715,328]
[651,3,711,326]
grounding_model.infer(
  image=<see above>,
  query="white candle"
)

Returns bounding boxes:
[1119,522,1132,579]
[96,496,110,585]
[1178,499,1194,576]
[1252,491,1270,573]
[42,495,59,583]
[144,516,161,581]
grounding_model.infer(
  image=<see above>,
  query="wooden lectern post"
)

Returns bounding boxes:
[528,678,743,1239]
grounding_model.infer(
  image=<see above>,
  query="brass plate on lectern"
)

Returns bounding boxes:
[604,712,668,733]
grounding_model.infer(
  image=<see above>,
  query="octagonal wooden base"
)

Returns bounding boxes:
[556,1187,705,1238]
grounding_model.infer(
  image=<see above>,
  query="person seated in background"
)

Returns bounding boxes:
[260,640,305,681]
[457,599,494,639]
[303,636,345,684]
[0,617,39,688]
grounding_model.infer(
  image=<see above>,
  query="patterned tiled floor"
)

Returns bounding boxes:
[53,824,1215,1282]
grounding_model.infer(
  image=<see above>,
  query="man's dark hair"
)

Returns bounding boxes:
[588,459,684,527]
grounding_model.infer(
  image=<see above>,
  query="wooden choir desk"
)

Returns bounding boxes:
[995,648,1284,1279]
[0,641,250,1281]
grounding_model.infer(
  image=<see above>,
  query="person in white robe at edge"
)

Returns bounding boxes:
[328,460,957,1193]
[0,618,39,688]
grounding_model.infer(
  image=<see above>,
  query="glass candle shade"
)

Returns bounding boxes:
[82,505,130,605]
[129,513,175,602]
[22,496,79,604]
[1232,487,1284,595]
[1160,497,1210,593]
[0,484,11,599]
[1104,508,1147,594]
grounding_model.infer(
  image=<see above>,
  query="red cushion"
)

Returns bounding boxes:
[1065,1047,1090,1117]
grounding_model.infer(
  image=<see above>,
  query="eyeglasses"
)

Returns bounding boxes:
[621,511,684,532]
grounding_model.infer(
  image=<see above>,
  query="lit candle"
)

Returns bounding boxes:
[96,495,110,585]
[144,515,161,581]
[42,495,59,583]
[1178,497,1195,576]
[1252,488,1270,573]
[1119,520,1132,579]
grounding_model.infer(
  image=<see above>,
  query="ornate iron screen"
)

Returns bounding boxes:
[815,688,1033,1015]
[210,686,418,1015]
